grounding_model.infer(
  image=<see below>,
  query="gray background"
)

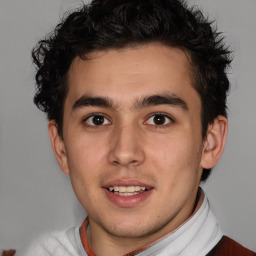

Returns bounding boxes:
[0,0,255,252]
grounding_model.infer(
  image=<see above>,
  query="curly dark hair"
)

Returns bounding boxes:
[32,0,232,181]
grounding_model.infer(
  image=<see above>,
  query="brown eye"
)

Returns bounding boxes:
[153,115,166,125]
[92,115,104,125]
[85,115,111,126]
[146,114,172,126]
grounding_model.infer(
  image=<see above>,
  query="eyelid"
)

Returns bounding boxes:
[83,113,112,126]
[144,112,174,126]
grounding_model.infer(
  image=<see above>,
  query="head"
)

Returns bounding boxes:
[32,0,230,251]
[32,0,231,182]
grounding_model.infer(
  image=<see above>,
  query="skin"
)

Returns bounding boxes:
[48,44,228,256]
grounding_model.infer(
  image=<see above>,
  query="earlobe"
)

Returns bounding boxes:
[48,121,70,175]
[200,116,228,169]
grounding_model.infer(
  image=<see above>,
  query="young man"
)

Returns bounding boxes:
[20,0,255,255]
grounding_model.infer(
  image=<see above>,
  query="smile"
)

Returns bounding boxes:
[107,186,149,196]
[103,181,153,207]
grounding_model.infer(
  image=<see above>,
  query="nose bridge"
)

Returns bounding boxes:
[108,121,144,166]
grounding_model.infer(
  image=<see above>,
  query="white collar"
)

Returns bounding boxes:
[136,190,222,256]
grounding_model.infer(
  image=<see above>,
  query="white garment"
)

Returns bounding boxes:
[17,193,222,256]
[16,227,86,256]
[137,194,222,256]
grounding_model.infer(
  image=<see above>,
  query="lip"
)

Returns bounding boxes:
[103,179,152,189]
[102,179,154,207]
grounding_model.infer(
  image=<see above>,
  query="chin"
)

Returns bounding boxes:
[101,217,167,239]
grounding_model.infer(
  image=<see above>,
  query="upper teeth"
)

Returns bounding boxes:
[108,186,146,193]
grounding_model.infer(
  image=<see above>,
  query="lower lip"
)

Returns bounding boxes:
[103,188,153,207]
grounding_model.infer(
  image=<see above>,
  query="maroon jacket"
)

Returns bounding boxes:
[1,250,15,256]
[2,236,255,256]
[207,236,256,256]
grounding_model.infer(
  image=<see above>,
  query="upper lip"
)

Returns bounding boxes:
[103,179,153,189]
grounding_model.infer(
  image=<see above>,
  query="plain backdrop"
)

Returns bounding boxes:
[0,0,255,252]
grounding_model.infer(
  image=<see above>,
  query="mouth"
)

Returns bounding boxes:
[106,186,150,196]
[103,183,153,207]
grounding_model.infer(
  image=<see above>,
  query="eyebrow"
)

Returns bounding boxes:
[72,94,188,111]
[72,96,116,110]
[135,94,188,111]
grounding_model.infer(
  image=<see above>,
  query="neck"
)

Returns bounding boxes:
[81,191,204,256]
[87,224,154,256]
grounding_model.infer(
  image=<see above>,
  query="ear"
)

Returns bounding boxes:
[200,116,228,169]
[48,120,70,175]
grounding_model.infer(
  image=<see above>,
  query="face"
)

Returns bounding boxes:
[51,44,208,244]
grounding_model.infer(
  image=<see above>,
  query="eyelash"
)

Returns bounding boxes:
[144,113,174,128]
[82,112,174,128]
[83,113,111,127]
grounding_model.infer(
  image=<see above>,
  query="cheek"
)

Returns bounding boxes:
[147,135,202,207]
[147,133,201,177]
[68,133,107,165]
[66,138,105,209]
[65,135,108,193]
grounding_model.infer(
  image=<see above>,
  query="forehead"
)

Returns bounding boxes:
[66,44,198,109]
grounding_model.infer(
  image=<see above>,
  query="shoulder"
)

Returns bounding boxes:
[16,227,84,256]
[1,250,16,256]
[207,236,256,256]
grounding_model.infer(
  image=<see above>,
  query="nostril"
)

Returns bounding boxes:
[111,159,138,166]
[113,160,119,165]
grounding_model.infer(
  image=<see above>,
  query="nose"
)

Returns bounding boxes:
[107,123,145,167]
